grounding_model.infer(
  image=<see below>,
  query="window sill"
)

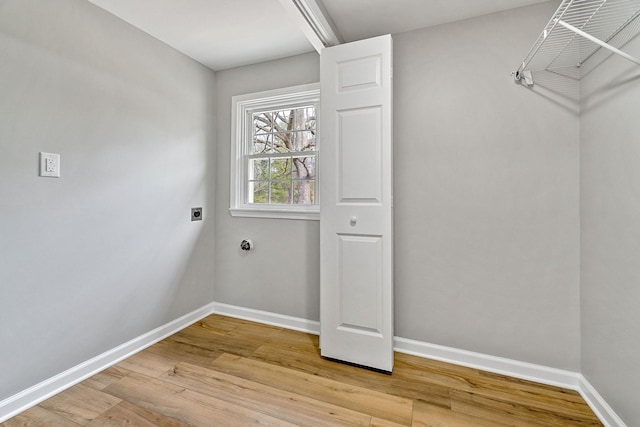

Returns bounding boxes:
[229,207,320,221]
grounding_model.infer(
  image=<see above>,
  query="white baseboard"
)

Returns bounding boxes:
[0,302,216,423]
[577,376,628,427]
[211,302,320,335]
[393,338,626,426]
[393,336,582,390]
[1,302,626,427]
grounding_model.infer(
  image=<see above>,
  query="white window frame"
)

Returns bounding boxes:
[230,83,320,220]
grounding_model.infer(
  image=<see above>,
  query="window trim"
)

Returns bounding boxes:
[230,83,320,220]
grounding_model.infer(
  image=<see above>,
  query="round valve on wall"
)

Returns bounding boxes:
[240,239,253,251]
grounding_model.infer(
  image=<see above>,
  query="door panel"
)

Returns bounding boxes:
[338,107,383,203]
[337,55,381,91]
[320,34,393,372]
[338,234,383,334]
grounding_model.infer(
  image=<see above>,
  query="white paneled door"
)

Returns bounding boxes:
[320,35,394,372]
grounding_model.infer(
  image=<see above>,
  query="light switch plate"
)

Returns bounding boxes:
[40,152,60,177]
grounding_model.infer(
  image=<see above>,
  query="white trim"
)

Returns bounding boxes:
[230,83,320,220]
[393,336,581,390]
[211,302,320,335]
[0,303,216,423]
[578,376,628,427]
[276,0,343,52]
[229,207,319,221]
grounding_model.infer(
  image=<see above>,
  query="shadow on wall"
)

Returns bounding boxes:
[523,71,580,115]
[580,66,640,114]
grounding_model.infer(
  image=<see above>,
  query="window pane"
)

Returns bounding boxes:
[294,106,316,130]
[253,112,272,135]
[248,181,268,204]
[275,131,315,152]
[270,182,291,204]
[273,110,292,132]
[273,133,292,153]
[250,158,269,181]
[292,155,315,179]
[296,131,316,151]
[293,180,315,204]
[270,158,292,180]
[252,134,271,154]
[273,107,316,132]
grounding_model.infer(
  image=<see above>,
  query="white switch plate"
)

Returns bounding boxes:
[40,152,60,177]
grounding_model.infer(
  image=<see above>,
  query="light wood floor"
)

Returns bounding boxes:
[3,314,602,426]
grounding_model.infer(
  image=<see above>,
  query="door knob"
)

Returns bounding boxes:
[350,216,357,226]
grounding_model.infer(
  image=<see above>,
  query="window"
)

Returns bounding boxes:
[230,83,320,220]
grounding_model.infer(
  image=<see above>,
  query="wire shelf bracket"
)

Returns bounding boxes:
[513,0,640,86]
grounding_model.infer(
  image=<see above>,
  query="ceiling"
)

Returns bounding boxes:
[88,0,554,71]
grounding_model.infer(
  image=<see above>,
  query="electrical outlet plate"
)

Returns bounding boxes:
[40,152,60,177]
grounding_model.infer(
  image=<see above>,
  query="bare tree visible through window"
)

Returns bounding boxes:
[248,105,316,205]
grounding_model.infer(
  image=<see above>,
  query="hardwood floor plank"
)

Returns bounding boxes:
[197,314,272,335]
[143,337,222,369]
[169,327,260,358]
[249,343,323,375]
[370,416,411,427]
[318,355,452,408]
[411,400,509,427]
[85,401,192,427]
[39,383,121,425]
[395,353,581,404]
[319,360,451,408]
[223,319,286,341]
[252,344,451,408]
[211,352,414,425]
[182,315,319,355]
[269,328,320,352]
[477,370,591,408]
[104,371,297,426]
[81,366,131,391]
[115,350,179,378]
[393,352,593,419]
[1,405,83,427]
[450,389,602,426]
[160,361,373,426]
[186,314,241,335]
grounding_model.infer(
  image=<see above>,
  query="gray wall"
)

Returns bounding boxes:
[580,31,640,425]
[214,2,581,371]
[214,53,321,321]
[392,1,580,370]
[0,0,217,400]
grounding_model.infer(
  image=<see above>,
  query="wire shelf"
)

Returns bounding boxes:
[515,0,640,83]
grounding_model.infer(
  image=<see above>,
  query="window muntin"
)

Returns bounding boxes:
[230,83,320,220]
[247,106,316,206]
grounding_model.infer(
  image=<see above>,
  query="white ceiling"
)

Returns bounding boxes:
[88,0,553,71]
[321,0,555,42]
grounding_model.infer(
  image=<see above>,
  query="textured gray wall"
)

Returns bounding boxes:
[392,1,581,371]
[580,31,640,425]
[0,0,217,400]
[214,53,321,321]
